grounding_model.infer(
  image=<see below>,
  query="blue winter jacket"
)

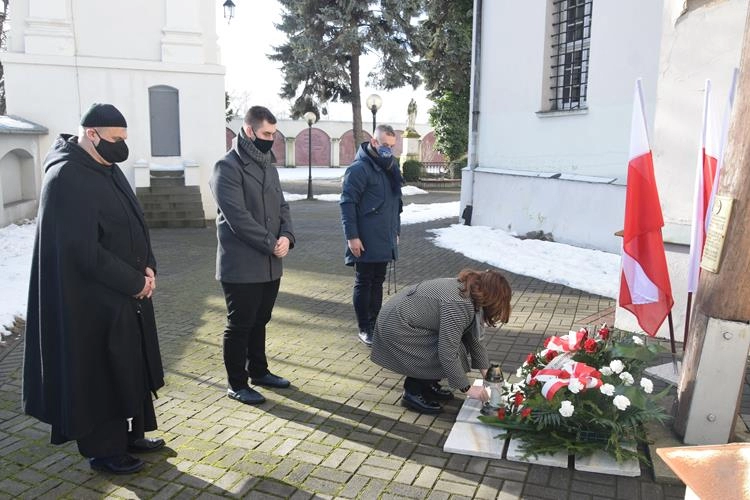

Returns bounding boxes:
[340,143,402,266]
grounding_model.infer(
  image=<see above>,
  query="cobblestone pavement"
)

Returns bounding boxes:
[0,179,686,499]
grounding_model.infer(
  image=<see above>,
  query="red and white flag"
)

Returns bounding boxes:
[687,71,738,293]
[619,79,674,336]
[686,80,718,293]
[705,69,739,233]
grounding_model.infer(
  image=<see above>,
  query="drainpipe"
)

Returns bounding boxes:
[461,0,482,225]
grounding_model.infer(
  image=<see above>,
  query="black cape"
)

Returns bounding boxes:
[23,135,164,444]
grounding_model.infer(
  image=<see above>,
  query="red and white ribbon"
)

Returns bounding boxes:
[543,330,586,354]
[534,361,602,401]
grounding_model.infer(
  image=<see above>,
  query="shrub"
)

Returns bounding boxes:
[451,160,465,179]
[402,160,423,182]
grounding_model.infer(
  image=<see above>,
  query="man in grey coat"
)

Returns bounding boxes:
[209,106,295,405]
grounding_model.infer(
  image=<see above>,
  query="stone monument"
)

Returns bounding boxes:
[401,98,421,165]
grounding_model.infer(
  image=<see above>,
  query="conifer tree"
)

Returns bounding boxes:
[271,0,423,144]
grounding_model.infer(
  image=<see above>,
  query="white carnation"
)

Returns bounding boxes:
[619,371,634,386]
[559,400,574,417]
[600,383,615,396]
[516,367,524,378]
[609,359,625,374]
[600,367,613,376]
[568,379,584,394]
[640,377,654,394]
[632,335,644,345]
[613,395,631,411]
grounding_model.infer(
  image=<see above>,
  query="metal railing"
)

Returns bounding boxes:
[421,162,451,179]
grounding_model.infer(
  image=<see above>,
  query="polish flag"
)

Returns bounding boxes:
[686,81,719,293]
[687,72,738,293]
[705,69,738,234]
[619,79,674,336]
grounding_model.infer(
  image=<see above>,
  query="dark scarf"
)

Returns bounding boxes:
[366,144,403,194]
[238,128,272,168]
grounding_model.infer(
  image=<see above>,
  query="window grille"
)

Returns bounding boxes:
[549,0,592,110]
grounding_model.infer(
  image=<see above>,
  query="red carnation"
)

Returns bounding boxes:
[497,408,506,420]
[584,338,598,353]
[543,337,552,347]
[598,326,610,340]
[528,378,538,387]
[545,351,557,362]
[514,392,524,406]
[531,368,539,378]
[578,327,589,339]
[521,407,532,419]
[526,353,536,364]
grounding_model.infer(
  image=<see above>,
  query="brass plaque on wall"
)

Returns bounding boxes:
[700,195,734,273]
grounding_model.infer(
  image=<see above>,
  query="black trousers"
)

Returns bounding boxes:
[75,391,155,458]
[353,262,388,332]
[403,377,437,397]
[221,280,280,391]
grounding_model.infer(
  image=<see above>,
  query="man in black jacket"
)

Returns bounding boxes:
[209,106,295,406]
[23,103,165,475]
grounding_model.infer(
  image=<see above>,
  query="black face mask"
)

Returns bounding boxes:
[252,129,274,154]
[94,130,129,164]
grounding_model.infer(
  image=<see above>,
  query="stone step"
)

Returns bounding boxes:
[147,219,206,229]
[150,176,186,188]
[151,169,185,178]
[144,209,205,220]
[137,185,201,196]
[142,201,204,211]
[139,194,204,205]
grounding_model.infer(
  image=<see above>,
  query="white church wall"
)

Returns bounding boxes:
[2,0,226,219]
[464,0,663,253]
[615,0,748,339]
[475,0,663,179]
[467,168,625,254]
[651,0,747,244]
[0,133,45,226]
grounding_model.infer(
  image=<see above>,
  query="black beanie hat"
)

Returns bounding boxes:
[80,103,128,128]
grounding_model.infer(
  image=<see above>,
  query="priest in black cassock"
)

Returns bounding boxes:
[23,103,166,475]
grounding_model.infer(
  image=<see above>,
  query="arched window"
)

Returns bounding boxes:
[149,85,181,156]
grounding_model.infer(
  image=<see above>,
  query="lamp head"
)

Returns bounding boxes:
[366,94,382,113]
[303,111,317,126]
[223,0,236,22]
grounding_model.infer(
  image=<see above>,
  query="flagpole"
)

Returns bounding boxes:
[668,312,678,373]
[682,292,692,349]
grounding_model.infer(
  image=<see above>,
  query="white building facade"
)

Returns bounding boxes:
[1,0,227,218]
[462,0,747,338]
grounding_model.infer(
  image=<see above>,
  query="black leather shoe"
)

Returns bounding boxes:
[127,437,166,454]
[89,454,145,475]
[358,330,373,346]
[251,373,290,388]
[401,391,442,414]
[428,382,455,401]
[227,387,266,405]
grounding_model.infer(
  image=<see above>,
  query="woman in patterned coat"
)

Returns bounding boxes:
[371,269,512,414]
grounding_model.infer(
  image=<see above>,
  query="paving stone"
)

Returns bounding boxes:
[413,465,441,489]
[0,189,688,500]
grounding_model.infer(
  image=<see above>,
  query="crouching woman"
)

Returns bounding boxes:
[371,269,512,414]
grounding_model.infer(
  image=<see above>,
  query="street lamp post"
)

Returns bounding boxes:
[223,0,236,23]
[303,111,317,200]
[365,94,382,134]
